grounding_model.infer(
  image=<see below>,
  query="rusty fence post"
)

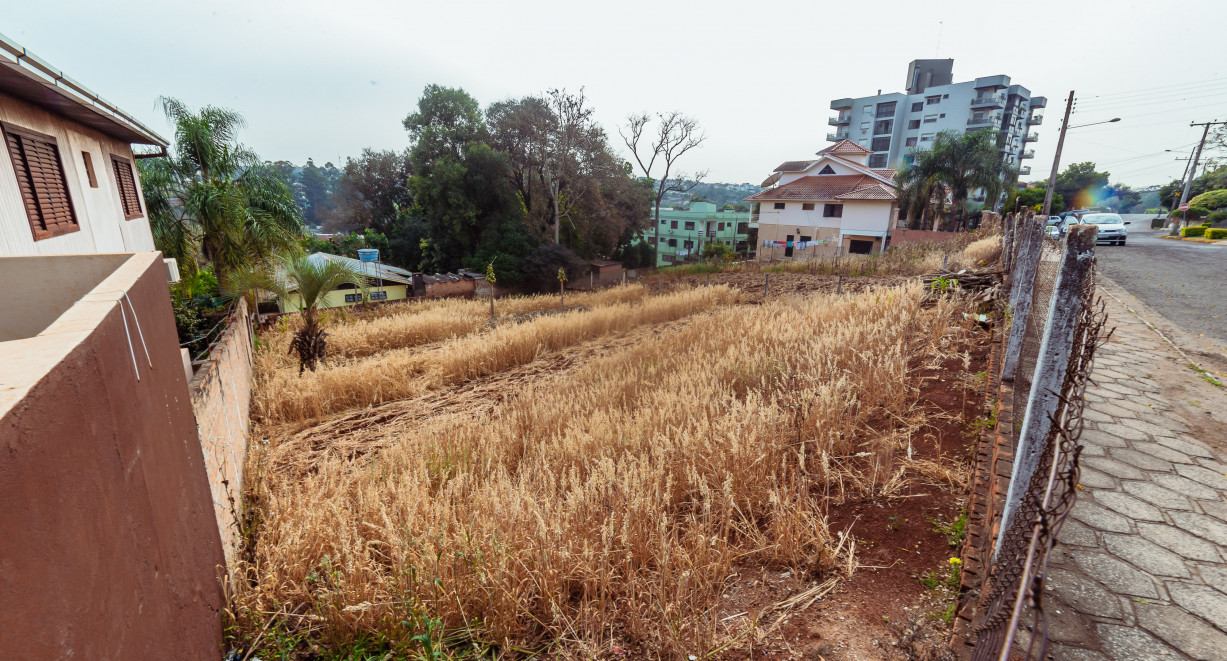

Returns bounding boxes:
[994,224,1097,558]
[1001,212,1044,382]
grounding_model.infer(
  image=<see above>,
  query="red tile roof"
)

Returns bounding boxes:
[745,174,898,202]
[817,139,872,155]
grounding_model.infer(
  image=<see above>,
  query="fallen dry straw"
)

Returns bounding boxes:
[236,283,975,657]
[254,285,738,425]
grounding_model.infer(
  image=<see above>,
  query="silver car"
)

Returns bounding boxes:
[1069,213,1131,245]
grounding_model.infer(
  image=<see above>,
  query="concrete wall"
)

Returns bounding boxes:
[425,277,476,298]
[188,296,255,566]
[0,252,225,660]
[0,92,156,256]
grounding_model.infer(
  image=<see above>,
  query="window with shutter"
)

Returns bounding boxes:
[110,154,143,220]
[2,123,79,241]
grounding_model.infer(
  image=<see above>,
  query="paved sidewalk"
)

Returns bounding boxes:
[1039,287,1227,660]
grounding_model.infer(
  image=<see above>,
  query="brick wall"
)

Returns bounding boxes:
[424,278,475,298]
[188,296,254,567]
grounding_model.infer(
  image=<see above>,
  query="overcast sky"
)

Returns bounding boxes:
[7,0,1224,188]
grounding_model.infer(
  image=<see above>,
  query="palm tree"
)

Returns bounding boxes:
[233,255,367,373]
[139,98,305,287]
[899,130,1016,230]
[897,147,945,230]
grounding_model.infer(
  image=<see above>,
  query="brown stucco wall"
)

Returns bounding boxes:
[888,229,966,246]
[189,296,254,567]
[0,253,225,660]
[424,278,475,298]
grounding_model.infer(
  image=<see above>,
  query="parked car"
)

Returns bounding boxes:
[1046,216,1063,238]
[1068,212,1131,245]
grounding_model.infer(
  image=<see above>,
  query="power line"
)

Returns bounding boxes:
[1076,76,1227,102]
[1075,89,1227,113]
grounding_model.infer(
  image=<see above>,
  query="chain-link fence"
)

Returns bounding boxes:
[964,219,1110,661]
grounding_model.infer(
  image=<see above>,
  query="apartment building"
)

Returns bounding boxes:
[828,59,1044,178]
[648,201,754,266]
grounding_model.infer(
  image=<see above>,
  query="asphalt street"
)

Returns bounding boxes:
[1094,214,1226,358]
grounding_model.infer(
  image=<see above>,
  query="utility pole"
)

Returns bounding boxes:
[1041,91,1076,217]
[1175,120,1226,230]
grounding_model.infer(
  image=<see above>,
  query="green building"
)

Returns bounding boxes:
[644,202,755,267]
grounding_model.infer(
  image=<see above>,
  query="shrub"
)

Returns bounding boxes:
[1188,189,1227,211]
[1205,228,1227,240]
[1208,209,1227,223]
[1182,225,1207,237]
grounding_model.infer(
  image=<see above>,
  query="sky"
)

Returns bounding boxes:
[6,0,1225,188]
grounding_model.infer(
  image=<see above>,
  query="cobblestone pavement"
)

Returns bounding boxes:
[1039,284,1227,660]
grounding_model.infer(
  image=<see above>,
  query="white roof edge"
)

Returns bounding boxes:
[0,31,168,147]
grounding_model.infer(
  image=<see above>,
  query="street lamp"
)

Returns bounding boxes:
[1041,92,1122,216]
[1067,117,1121,130]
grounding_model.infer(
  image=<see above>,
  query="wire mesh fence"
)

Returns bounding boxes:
[966,219,1110,661]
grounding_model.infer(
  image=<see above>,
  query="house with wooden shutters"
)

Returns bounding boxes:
[746,140,900,258]
[0,33,167,257]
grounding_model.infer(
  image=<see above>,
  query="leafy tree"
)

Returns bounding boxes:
[1189,189,1227,211]
[520,242,586,289]
[299,158,342,227]
[327,148,414,234]
[1103,183,1141,212]
[138,98,305,288]
[233,254,366,373]
[701,242,734,264]
[1054,162,1109,210]
[1015,183,1064,214]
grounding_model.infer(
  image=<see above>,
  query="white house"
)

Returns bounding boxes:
[747,140,899,257]
[0,34,168,257]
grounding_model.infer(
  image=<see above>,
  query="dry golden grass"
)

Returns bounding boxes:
[254,285,738,425]
[259,284,652,372]
[763,229,1002,277]
[236,283,975,657]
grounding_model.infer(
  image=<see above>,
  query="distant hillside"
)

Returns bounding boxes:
[662,181,763,209]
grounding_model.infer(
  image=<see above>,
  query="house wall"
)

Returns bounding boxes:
[187,296,254,566]
[889,229,967,246]
[280,283,410,312]
[0,252,224,660]
[0,91,155,256]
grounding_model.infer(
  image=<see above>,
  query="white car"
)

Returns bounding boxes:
[1069,212,1131,245]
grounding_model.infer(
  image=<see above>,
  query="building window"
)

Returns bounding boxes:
[875,101,896,116]
[874,119,893,134]
[926,96,940,105]
[818,164,836,174]
[773,202,785,210]
[717,222,724,231]
[670,220,678,229]
[905,137,918,147]
[923,115,938,124]
[683,240,694,249]
[648,236,656,244]
[823,204,843,218]
[661,218,667,225]
[939,113,946,119]
[802,203,815,211]
[81,151,98,187]
[908,119,920,130]
[368,290,388,301]
[2,122,79,241]
[921,134,935,142]
[942,94,949,99]
[668,238,678,247]
[684,221,695,230]
[871,137,891,151]
[110,154,143,220]
[344,293,363,303]
[911,102,923,112]
[737,222,748,233]
[868,154,888,168]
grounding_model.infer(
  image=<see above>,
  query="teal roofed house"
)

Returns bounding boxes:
[645,202,755,267]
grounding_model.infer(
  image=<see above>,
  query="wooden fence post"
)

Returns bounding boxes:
[994,224,1097,558]
[764,273,769,298]
[1001,212,1044,382]
[1003,213,1016,275]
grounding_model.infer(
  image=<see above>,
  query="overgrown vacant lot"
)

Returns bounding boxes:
[236,241,996,660]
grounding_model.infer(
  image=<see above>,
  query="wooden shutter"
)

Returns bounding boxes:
[2,123,79,241]
[110,154,143,220]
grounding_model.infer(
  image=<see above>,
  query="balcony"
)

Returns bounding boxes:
[1027,114,1043,125]
[970,93,1005,108]
[967,114,1000,127]
[827,131,849,141]
[1023,132,1039,142]
[830,98,854,111]
[829,115,850,125]
[1021,150,1035,159]
[1019,166,1031,176]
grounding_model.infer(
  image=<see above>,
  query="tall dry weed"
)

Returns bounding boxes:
[236,283,976,657]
